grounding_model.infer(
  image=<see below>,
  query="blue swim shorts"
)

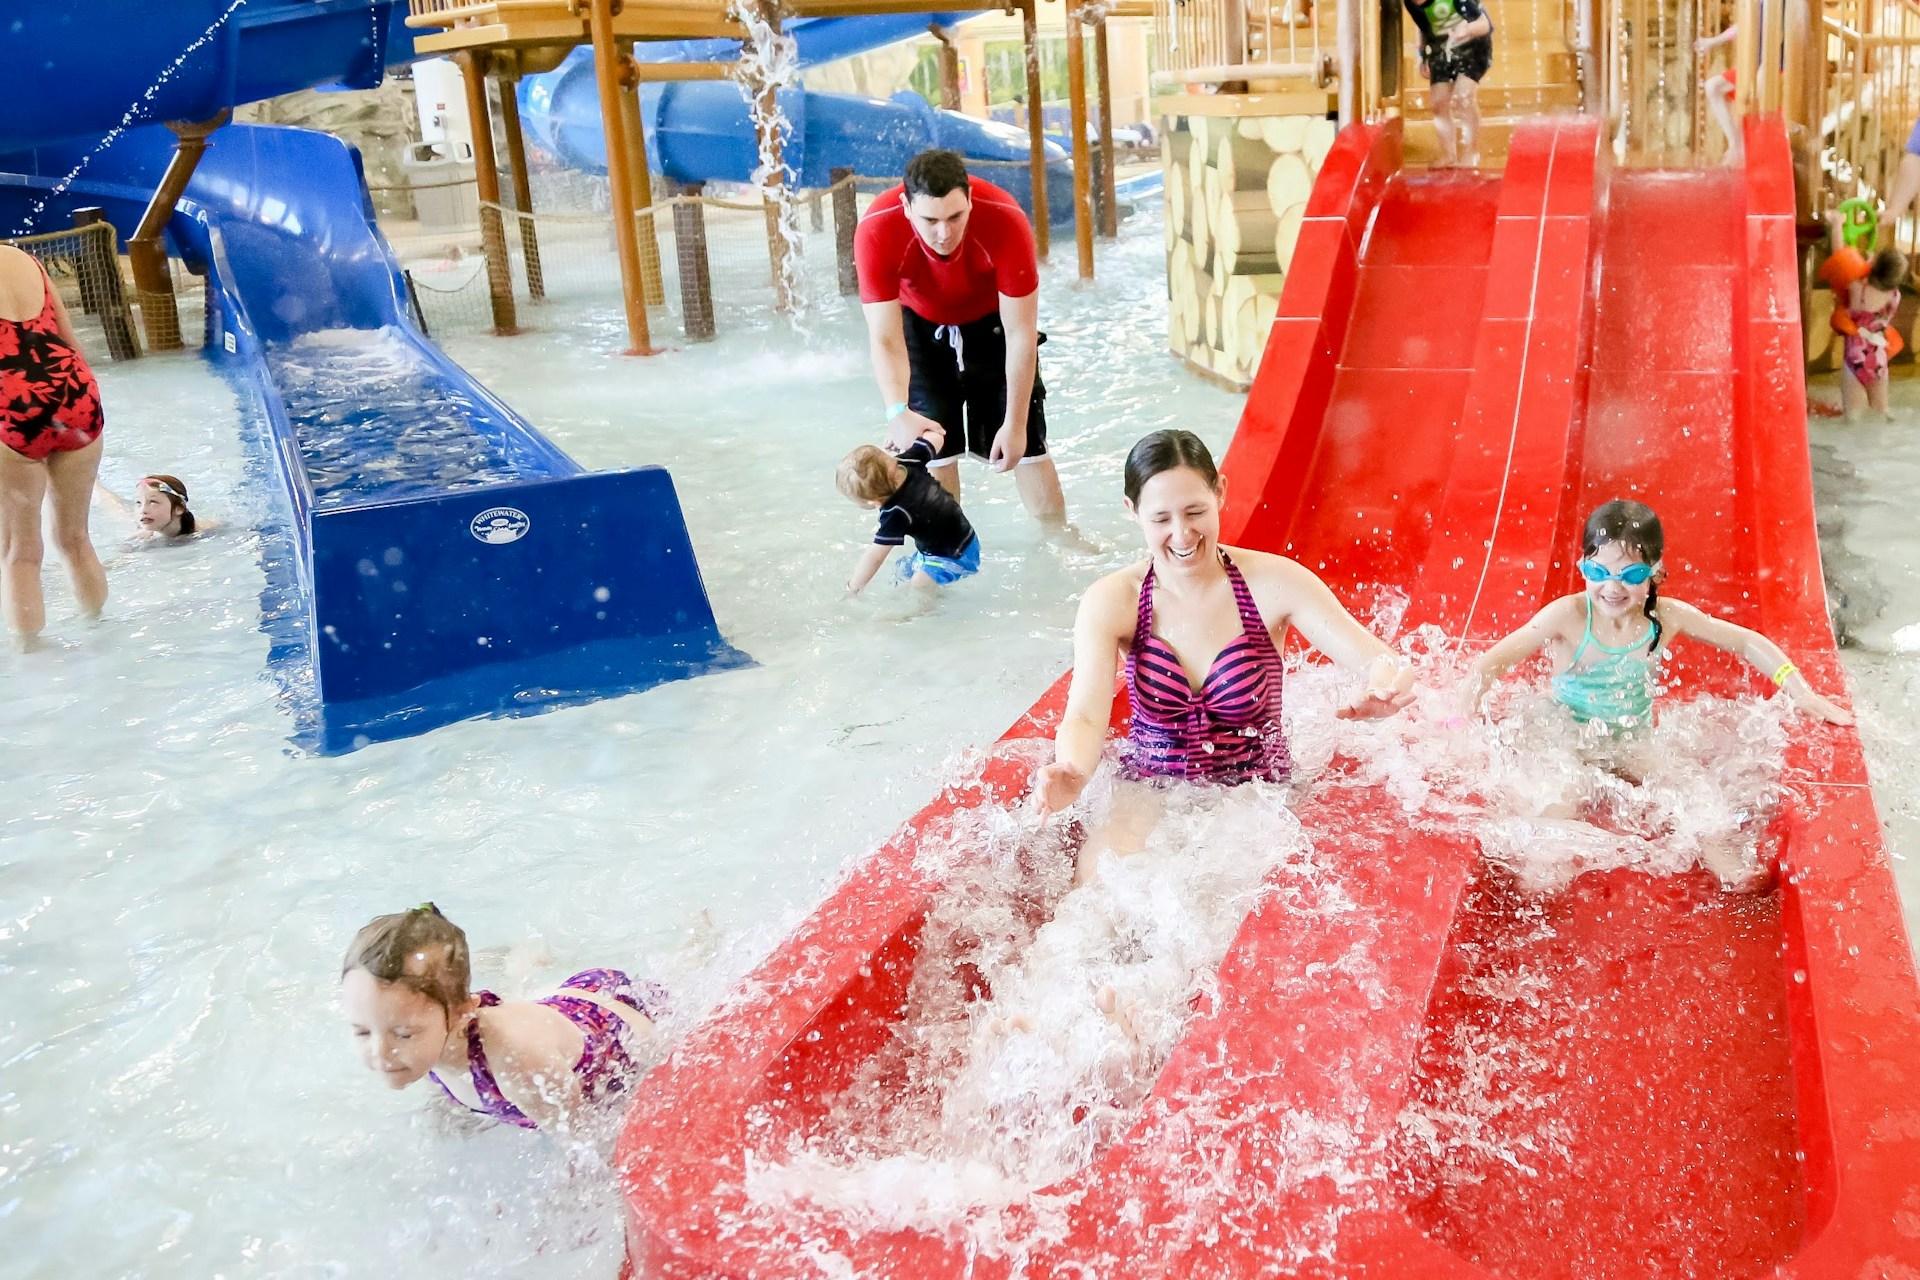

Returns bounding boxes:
[898,536,981,585]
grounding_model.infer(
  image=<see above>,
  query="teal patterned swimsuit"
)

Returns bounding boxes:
[1550,597,1658,729]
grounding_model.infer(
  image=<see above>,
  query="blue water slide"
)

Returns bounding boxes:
[3,1,418,153]
[0,124,748,752]
[520,38,1077,222]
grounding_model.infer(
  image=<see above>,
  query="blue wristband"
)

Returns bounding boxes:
[886,401,909,421]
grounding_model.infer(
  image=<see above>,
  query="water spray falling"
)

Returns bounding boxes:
[19,0,252,232]
[729,0,809,328]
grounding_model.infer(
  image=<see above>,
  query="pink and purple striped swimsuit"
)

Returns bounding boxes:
[431,968,665,1129]
[1121,554,1292,784]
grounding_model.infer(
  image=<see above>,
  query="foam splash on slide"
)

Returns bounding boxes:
[736,631,1798,1263]
[745,756,1322,1257]
[1291,626,1796,890]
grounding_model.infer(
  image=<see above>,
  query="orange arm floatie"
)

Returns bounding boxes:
[1830,306,1860,337]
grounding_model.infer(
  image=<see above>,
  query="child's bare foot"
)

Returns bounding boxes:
[1096,985,1140,1042]
[987,1012,1034,1037]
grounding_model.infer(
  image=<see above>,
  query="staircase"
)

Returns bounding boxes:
[1395,0,1584,165]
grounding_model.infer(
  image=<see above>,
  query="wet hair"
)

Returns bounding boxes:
[140,474,195,535]
[1868,246,1908,292]
[340,903,471,1020]
[903,149,970,202]
[836,444,899,504]
[1123,429,1220,504]
[1581,499,1665,652]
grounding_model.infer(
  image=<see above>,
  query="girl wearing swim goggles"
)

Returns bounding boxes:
[1576,559,1652,586]
[1458,499,1852,731]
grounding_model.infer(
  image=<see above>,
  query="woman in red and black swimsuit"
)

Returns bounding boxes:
[1033,430,1417,884]
[0,242,107,642]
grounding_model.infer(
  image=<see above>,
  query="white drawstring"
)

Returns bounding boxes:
[932,323,965,372]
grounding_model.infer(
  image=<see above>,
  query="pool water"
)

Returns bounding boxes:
[4,201,1919,1279]
[266,330,528,508]
[1,215,1240,1278]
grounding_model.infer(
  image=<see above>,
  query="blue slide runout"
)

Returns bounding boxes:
[2,118,748,753]
[1,0,1051,750]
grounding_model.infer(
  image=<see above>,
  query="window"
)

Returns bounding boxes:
[983,38,1070,107]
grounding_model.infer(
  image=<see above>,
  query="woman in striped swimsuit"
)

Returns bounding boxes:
[1033,430,1416,884]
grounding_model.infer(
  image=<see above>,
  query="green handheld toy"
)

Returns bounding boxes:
[1836,198,1878,255]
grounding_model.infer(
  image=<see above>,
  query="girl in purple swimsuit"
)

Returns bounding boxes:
[339,904,666,1133]
[1032,430,1416,884]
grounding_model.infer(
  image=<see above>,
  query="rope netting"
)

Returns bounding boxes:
[0,222,207,364]
[388,158,1047,341]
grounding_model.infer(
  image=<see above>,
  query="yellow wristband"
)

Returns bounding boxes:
[1772,661,1798,687]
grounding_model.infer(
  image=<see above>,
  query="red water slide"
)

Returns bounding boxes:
[615,117,1920,1277]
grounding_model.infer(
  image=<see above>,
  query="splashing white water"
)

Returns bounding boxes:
[728,0,808,328]
[743,742,1330,1258]
[1291,626,1794,890]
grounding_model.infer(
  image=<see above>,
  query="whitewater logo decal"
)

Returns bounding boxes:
[470,507,531,544]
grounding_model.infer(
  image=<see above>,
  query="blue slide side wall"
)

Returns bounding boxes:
[2,123,747,752]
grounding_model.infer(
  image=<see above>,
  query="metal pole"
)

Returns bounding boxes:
[1064,0,1095,278]
[587,0,654,353]
[458,52,519,336]
[494,73,545,301]
[1021,0,1051,259]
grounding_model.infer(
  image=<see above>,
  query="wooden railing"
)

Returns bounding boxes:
[1153,0,1330,86]
[1818,0,1920,256]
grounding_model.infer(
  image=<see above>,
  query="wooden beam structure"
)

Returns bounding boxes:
[1062,0,1095,278]
[406,0,1088,316]
[587,0,656,352]
[493,70,546,300]
[617,40,667,305]
[457,52,519,334]
[1092,5,1118,239]
[1020,0,1051,260]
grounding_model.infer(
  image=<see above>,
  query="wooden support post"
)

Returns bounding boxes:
[1093,8,1118,240]
[128,111,226,352]
[617,42,666,307]
[494,71,545,301]
[673,181,717,343]
[932,25,962,111]
[1063,0,1096,278]
[1020,0,1051,259]
[71,208,139,361]
[831,166,858,296]
[586,0,654,354]
[748,1,795,315]
[459,51,520,336]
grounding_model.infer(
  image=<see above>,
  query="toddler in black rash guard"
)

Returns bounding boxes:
[837,425,981,595]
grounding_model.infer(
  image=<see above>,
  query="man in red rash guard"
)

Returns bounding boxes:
[854,149,1070,531]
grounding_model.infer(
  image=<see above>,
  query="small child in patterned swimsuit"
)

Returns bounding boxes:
[340,904,666,1133]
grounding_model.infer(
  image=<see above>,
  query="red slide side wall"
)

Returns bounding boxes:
[1736,116,1920,1274]
[617,116,1920,1280]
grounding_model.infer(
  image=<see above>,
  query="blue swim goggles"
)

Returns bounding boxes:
[1577,558,1654,585]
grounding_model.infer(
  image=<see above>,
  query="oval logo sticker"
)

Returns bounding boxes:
[470,507,531,544]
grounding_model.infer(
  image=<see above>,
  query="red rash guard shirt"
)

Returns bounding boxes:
[854,178,1040,325]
